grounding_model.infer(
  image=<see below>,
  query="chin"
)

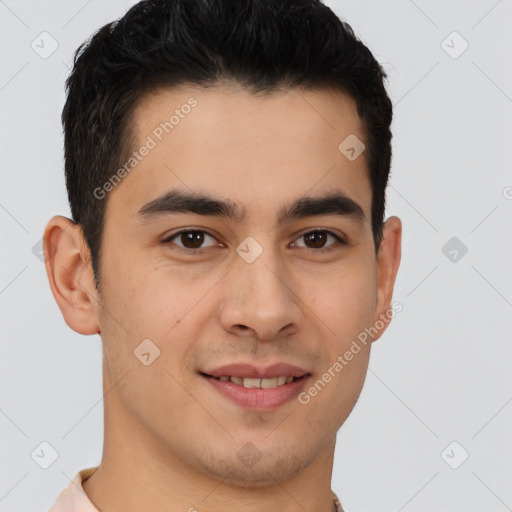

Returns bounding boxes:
[195,448,315,489]
[215,462,307,489]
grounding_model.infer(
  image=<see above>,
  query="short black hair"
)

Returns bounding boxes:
[62,0,393,291]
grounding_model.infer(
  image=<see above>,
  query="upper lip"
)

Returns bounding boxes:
[202,362,310,379]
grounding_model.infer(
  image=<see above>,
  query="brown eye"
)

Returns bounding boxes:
[304,231,328,249]
[163,230,218,251]
[292,230,345,251]
[179,231,206,249]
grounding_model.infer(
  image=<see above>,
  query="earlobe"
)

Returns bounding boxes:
[43,215,100,335]
[372,216,402,342]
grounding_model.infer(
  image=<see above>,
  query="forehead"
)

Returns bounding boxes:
[133,82,364,150]
[110,83,371,223]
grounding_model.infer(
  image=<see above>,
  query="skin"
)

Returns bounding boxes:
[44,82,401,512]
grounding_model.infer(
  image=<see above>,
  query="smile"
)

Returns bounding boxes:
[206,374,301,389]
[201,372,310,410]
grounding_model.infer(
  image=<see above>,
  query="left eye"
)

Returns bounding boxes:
[164,230,219,251]
[162,229,345,252]
[291,230,345,250]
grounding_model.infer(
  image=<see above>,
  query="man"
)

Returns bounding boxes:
[44,0,401,510]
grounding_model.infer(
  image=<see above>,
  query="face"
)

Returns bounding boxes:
[81,84,399,486]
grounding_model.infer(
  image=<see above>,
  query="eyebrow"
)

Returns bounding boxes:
[136,188,366,225]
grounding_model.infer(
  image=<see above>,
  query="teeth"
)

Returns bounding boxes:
[261,377,278,389]
[243,378,261,389]
[214,375,298,389]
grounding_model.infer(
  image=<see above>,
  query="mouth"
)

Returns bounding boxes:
[200,373,306,389]
[199,367,311,410]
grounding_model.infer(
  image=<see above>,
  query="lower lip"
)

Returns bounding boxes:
[203,374,310,411]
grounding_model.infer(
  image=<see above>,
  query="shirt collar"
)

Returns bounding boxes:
[51,467,345,512]
[49,467,99,512]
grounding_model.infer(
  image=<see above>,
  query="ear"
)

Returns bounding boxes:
[371,216,402,342]
[43,215,100,335]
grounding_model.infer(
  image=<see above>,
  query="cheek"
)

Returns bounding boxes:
[96,268,197,427]
[309,259,377,342]
[300,259,375,417]
[296,347,370,440]
[100,252,188,338]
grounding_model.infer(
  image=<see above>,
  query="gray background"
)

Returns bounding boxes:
[1,0,511,510]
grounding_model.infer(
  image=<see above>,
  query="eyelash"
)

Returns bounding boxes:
[161,228,347,254]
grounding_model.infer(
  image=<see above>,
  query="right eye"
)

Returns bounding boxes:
[161,229,222,253]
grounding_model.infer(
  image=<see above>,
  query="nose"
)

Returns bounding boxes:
[218,246,302,341]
